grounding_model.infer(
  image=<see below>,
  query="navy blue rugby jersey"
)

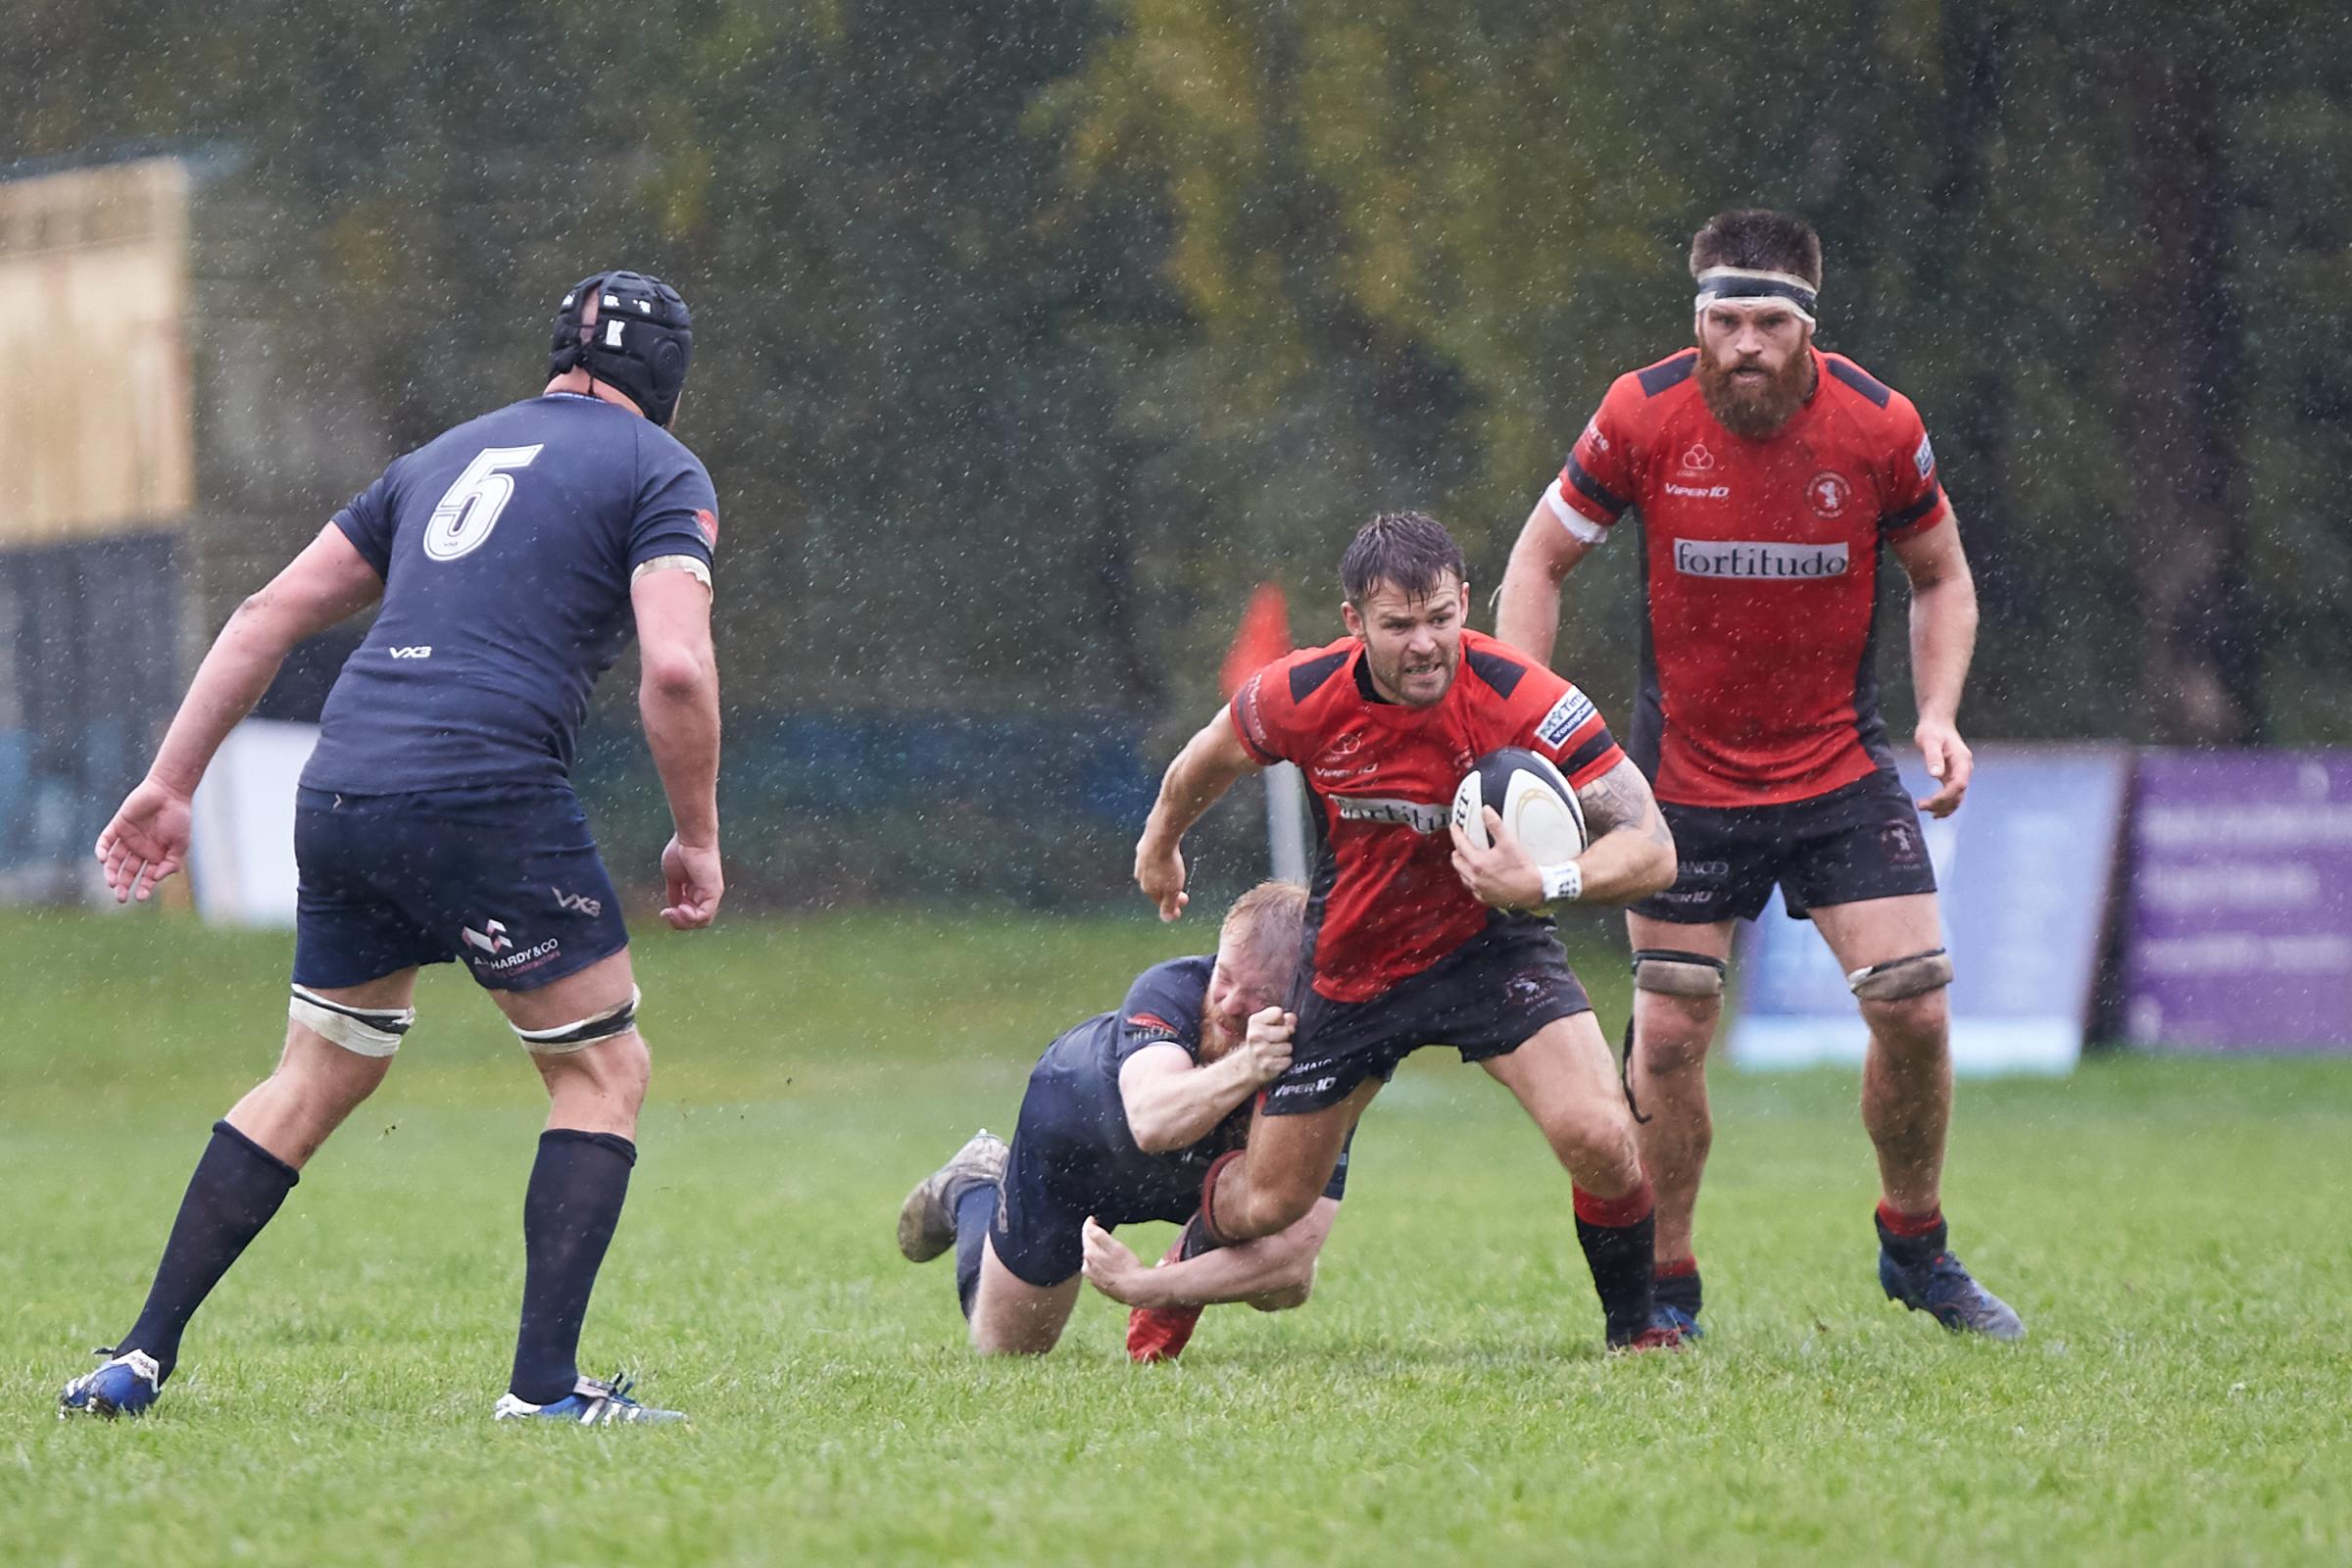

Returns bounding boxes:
[303,394,716,794]
[1027,956,1348,1222]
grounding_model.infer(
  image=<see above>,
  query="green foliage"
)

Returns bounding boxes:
[6,909,2351,1565]
[1049,0,2352,740]
[2,0,2345,743]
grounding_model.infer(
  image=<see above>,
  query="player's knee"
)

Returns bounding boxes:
[1632,1001,1715,1077]
[1632,958,1723,1073]
[1249,1271,1314,1313]
[1234,1175,1320,1242]
[1863,988,1948,1053]
[1542,1099,1642,1184]
[536,1027,651,1108]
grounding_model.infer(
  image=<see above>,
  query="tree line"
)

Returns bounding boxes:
[7,0,2346,746]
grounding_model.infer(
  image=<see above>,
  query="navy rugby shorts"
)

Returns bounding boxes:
[290,784,629,993]
[1264,918,1593,1117]
[1632,767,1938,925]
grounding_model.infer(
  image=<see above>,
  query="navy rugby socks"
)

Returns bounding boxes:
[509,1128,636,1405]
[1572,1180,1659,1346]
[951,1181,999,1320]
[119,1120,300,1383]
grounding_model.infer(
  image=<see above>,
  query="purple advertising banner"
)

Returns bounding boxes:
[2122,751,2352,1052]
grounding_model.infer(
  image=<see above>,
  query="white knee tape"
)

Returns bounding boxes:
[289,985,416,1058]
[514,987,642,1055]
[1846,949,1953,1002]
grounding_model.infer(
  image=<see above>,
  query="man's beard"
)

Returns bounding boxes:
[1373,641,1456,707]
[1697,338,1815,438]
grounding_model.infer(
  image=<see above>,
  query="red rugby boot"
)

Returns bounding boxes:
[1125,1237,1203,1363]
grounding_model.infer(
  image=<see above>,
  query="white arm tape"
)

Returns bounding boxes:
[1545,486,1611,546]
[632,555,712,590]
[1541,859,1584,906]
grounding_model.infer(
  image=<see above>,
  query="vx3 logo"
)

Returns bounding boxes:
[553,887,604,917]
[389,646,433,659]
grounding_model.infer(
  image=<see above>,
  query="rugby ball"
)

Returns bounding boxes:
[1451,748,1588,861]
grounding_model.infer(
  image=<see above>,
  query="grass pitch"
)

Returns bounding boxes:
[3,906,2347,1566]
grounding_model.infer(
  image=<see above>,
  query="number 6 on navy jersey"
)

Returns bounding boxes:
[423,444,544,562]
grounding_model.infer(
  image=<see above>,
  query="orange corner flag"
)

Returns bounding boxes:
[1220,583,1294,698]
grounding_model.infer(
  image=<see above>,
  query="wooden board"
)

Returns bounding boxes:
[0,159,192,543]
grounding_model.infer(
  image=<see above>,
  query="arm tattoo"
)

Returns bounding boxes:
[1577,758,1673,850]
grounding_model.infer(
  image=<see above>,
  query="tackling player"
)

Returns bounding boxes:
[1130,513,1684,1355]
[61,271,724,1423]
[896,882,1348,1361]
[1495,208,2022,1341]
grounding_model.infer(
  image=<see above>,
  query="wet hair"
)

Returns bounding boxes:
[1689,209,1823,291]
[1221,880,1308,975]
[1339,512,1467,608]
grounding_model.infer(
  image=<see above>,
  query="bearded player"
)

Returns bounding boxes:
[1131,512,1683,1356]
[1495,208,2022,1341]
[61,271,723,1422]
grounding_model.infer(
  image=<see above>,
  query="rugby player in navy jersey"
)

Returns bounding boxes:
[62,271,721,1425]
[1130,513,1685,1356]
[897,882,1348,1361]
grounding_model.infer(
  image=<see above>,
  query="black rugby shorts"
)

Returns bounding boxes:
[1265,919,1594,1117]
[1633,767,1938,925]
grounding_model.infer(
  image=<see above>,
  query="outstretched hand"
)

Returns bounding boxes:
[660,836,724,929]
[95,779,193,904]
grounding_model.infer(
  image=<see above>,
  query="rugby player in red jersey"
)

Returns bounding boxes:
[1130,512,1683,1355]
[1495,208,2022,1341]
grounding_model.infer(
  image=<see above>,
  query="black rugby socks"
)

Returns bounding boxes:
[952,1181,999,1320]
[509,1128,636,1405]
[117,1120,300,1383]
[1572,1180,1659,1346]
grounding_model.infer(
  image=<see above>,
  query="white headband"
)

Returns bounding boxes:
[1693,266,1819,325]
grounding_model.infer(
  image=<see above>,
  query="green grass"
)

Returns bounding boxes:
[3,907,2347,1566]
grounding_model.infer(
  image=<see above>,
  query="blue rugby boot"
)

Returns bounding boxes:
[59,1348,165,1419]
[493,1373,684,1426]
[1876,1207,2025,1341]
